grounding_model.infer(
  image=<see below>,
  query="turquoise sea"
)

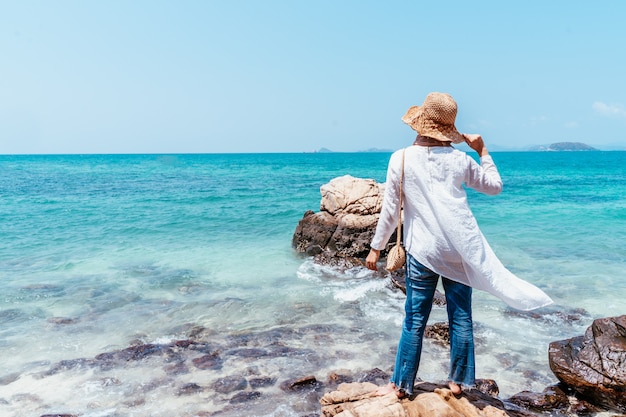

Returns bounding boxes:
[0,151,625,416]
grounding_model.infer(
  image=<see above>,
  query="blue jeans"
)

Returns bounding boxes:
[391,254,475,394]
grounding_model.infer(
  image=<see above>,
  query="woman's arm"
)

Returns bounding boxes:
[367,151,403,270]
[463,133,503,195]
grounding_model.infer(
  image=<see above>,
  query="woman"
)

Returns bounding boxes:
[366,92,552,398]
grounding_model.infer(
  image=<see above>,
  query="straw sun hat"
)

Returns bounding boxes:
[401,92,465,144]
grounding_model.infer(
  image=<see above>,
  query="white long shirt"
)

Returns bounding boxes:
[371,146,553,311]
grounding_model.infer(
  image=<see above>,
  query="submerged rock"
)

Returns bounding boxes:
[229,390,261,404]
[192,352,223,370]
[211,376,248,394]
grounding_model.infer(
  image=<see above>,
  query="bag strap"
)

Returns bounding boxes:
[395,149,405,247]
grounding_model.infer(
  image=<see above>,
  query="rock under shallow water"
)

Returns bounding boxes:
[2,301,620,417]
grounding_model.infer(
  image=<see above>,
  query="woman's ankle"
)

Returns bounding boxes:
[448,381,462,395]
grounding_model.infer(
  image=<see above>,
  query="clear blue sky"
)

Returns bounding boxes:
[2,1,625,154]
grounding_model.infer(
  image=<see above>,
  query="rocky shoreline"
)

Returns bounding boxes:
[2,175,624,417]
[8,312,624,417]
[291,175,626,416]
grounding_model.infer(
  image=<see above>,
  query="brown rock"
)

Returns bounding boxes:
[568,398,603,415]
[320,382,515,417]
[229,391,261,404]
[327,370,354,386]
[475,379,499,397]
[191,352,222,370]
[293,176,401,261]
[292,210,338,256]
[425,322,450,345]
[549,315,626,412]
[211,375,247,394]
[280,375,319,392]
[506,385,569,411]
[320,175,384,216]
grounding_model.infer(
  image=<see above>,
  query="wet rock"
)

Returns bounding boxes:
[268,345,316,359]
[329,216,381,258]
[433,290,447,306]
[0,308,33,323]
[327,370,354,386]
[389,270,407,293]
[164,361,189,375]
[475,379,499,397]
[123,398,145,407]
[505,306,590,325]
[280,375,319,392]
[120,343,167,361]
[212,376,248,394]
[506,385,569,411]
[425,321,450,345]
[178,382,204,395]
[292,176,398,262]
[173,339,196,348]
[568,397,603,415]
[299,323,343,334]
[186,325,213,339]
[192,352,223,370]
[224,347,268,358]
[296,390,324,413]
[0,372,20,385]
[313,252,365,270]
[47,317,77,325]
[357,368,390,386]
[549,315,626,412]
[229,391,261,404]
[95,343,171,362]
[187,341,221,354]
[40,414,78,417]
[44,358,95,376]
[226,326,297,347]
[249,376,276,388]
[293,210,338,256]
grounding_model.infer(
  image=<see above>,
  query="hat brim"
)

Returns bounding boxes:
[401,106,464,144]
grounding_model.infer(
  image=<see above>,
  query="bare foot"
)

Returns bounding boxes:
[372,383,407,399]
[448,381,462,395]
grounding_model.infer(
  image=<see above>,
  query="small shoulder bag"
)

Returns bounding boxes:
[385,149,406,271]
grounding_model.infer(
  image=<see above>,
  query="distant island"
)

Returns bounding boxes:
[310,147,393,153]
[528,142,598,151]
[311,142,605,153]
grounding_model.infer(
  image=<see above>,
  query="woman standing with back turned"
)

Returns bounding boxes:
[366,92,552,398]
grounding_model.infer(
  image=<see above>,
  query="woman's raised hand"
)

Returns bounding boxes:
[462,134,489,157]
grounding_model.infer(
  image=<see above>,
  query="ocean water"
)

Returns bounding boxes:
[0,151,624,416]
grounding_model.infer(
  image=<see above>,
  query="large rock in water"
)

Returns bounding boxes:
[292,175,400,262]
[548,315,626,412]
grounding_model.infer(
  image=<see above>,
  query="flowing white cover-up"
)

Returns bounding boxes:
[371,146,553,311]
